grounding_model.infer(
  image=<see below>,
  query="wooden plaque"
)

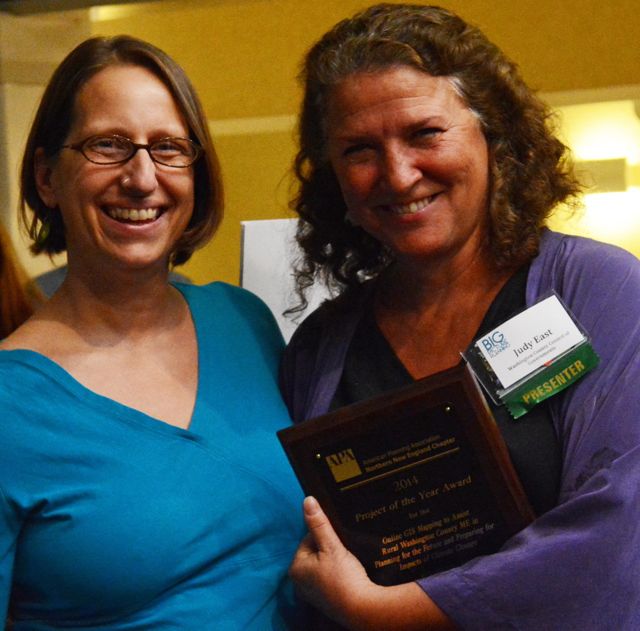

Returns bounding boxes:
[278,362,534,586]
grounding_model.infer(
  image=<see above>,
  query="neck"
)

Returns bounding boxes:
[377,243,507,315]
[373,245,515,379]
[47,262,182,341]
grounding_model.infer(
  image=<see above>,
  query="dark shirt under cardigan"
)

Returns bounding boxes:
[280,230,640,630]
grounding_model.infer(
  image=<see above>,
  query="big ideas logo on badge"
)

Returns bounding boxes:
[325,449,362,483]
[479,330,510,358]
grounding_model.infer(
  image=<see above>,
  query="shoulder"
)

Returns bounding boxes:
[178,281,277,324]
[0,351,61,469]
[178,281,284,354]
[557,230,639,265]
[0,350,28,384]
[531,231,640,330]
[0,351,69,405]
[532,233,640,415]
[0,306,44,350]
[529,231,640,307]
[177,279,266,307]
[535,230,640,282]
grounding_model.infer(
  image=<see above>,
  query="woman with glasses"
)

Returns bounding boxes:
[0,36,303,630]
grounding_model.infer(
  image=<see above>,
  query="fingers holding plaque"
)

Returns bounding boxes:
[278,363,534,586]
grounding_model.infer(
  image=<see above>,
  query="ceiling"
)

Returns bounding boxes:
[0,0,152,14]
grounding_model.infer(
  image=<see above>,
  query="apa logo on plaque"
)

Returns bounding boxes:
[325,449,362,483]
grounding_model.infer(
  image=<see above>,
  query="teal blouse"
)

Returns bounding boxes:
[0,282,304,630]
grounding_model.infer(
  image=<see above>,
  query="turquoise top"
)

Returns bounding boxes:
[0,282,304,630]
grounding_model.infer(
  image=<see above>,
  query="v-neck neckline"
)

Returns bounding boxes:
[0,284,201,436]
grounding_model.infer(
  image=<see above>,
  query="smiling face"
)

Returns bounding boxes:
[326,65,490,269]
[35,64,195,274]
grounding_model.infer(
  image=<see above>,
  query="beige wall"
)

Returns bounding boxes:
[2,1,639,283]
[89,0,640,284]
[0,9,89,274]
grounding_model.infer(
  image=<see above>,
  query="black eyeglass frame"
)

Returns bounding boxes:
[60,134,203,168]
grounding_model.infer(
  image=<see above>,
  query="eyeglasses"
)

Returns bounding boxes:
[61,134,203,168]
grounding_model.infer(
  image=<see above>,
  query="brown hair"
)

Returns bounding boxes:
[0,224,38,338]
[20,35,223,266]
[292,3,581,306]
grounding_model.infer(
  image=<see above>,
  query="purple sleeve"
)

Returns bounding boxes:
[279,307,350,423]
[420,235,640,630]
[280,293,368,423]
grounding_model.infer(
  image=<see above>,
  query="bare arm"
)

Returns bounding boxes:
[290,497,457,631]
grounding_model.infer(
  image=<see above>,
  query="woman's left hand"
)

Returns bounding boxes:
[290,496,456,631]
[290,496,372,626]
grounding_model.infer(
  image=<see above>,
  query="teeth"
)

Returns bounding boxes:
[107,208,159,222]
[389,195,436,215]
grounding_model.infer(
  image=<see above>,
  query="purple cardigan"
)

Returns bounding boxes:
[280,231,640,630]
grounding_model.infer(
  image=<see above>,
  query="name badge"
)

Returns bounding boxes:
[464,293,599,418]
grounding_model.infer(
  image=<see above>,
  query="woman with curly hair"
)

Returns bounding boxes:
[0,224,39,338]
[280,4,640,629]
